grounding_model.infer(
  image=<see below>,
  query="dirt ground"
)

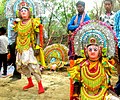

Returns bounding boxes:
[0,70,118,100]
[0,71,70,100]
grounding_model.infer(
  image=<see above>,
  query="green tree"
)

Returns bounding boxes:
[88,0,120,20]
[43,0,76,38]
[0,0,7,27]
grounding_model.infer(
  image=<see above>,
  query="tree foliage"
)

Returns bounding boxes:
[0,0,7,27]
[88,0,120,20]
[43,0,120,38]
[43,0,76,38]
[1,0,120,37]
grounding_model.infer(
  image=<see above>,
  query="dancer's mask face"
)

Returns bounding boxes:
[87,45,99,60]
[20,8,30,19]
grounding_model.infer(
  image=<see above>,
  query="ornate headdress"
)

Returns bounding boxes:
[71,20,117,58]
[5,0,45,18]
[15,0,32,18]
[44,44,69,65]
[19,0,29,10]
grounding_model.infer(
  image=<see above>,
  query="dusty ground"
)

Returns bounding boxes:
[0,71,70,100]
[0,70,118,100]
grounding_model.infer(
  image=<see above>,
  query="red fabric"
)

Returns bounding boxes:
[70,79,74,100]
[70,60,74,99]
[88,64,98,73]
[39,24,43,48]
[7,53,11,61]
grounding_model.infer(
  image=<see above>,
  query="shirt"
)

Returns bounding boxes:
[100,11,115,27]
[114,10,120,47]
[67,13,90,31]
[8,18,17,45]
[0,35,8,54]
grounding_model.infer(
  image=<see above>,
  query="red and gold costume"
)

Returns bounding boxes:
[67,20,118,100]
[68,58,115,99]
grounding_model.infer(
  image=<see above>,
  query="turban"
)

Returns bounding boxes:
[76,1,85,8]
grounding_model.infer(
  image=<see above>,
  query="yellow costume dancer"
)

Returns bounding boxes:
[68,57,115,99]
[13,0,45,94]
[67,20,118,100]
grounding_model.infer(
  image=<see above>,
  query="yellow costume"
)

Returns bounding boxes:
[14,18,46,70]
[68,58,115,100]
[67,20,118,99]
[12,0,45,94]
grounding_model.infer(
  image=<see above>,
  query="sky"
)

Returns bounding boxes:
[79,0,102,11]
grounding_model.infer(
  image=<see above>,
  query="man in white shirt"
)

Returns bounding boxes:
[99,0,115,29]
[0,27,8,76]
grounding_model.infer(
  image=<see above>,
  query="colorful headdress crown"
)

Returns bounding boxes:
[72,20,117,57]
[19,0,29,10]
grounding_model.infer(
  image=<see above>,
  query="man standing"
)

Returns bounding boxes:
[0,27,8,76]
[67,1,90,59]
[8,18,21,80]
[68,1,90,32]
[100,0,115,29]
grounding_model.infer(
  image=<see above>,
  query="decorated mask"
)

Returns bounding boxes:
[84,37,102,60]
[86,44,100,61]
[16,0,32,19]
[19,8,30,19]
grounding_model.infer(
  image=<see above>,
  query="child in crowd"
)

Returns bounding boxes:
[0,27,8,76]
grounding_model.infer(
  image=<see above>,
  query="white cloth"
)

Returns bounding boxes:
[0,35,8,54]
[16,47,38,66]
[106,94,120,100]
[16,47,41,81]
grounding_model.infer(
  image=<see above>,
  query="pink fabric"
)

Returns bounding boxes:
[106,13,110,16]
[80,12,86,24]
[74,12,86,25]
